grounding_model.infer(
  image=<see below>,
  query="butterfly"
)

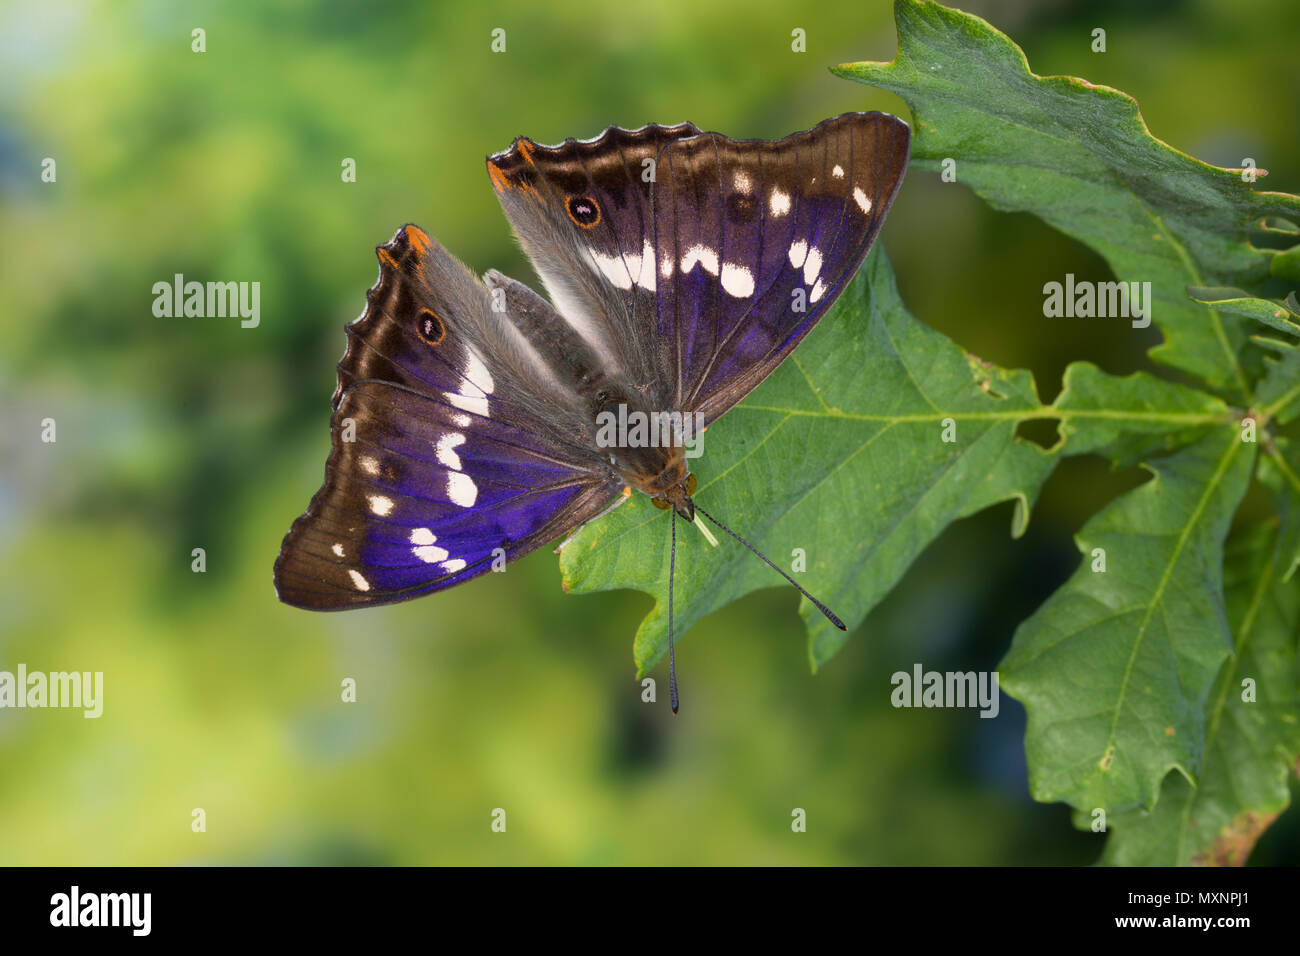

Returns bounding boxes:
[274,112,910,711]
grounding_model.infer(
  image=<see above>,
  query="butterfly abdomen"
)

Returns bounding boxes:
[482,269,618,405]
[482,266,685,491]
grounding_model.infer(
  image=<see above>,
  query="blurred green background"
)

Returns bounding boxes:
[1,0,1297,865]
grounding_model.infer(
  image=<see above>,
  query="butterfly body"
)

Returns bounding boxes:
[484,257,691,508]
[275,112,909,665]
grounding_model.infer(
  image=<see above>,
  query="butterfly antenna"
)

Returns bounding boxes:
[669,508,680,714]
[693,503,848,632]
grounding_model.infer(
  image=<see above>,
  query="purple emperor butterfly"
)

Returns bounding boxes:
[275,112,910,711]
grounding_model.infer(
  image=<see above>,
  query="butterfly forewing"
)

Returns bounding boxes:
[275,381,620,608]
[483,115,908,425]
[653,112,910,422]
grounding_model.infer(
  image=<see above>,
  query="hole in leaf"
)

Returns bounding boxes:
[1015,417,1061,449]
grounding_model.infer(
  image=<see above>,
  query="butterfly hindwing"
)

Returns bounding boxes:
[274,226,622,610]
[487,123,701,404]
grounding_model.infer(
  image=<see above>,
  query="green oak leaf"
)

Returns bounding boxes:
[560,248,1236,678]
[1100,518,1300,865]
[1271,244,1300,282]
[560,247,1058,674]
[1257,351,1300,425]
[1051,361,1230,468]
[834,0,1300,400]
[1000,429,1256,813]
[1186,286,1300,339]
[1190,288,1300,422]
[1261,219,1300,237]
[1260,438,1300,584]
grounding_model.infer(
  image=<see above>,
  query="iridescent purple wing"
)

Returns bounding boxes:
[653,112,910,422]
[485,114,909,425]
[274,226,622,610]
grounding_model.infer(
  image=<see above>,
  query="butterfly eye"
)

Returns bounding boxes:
[416,308,445,346]
[565,195,601,228]
[652,497,672,510]
[684,474,697,495]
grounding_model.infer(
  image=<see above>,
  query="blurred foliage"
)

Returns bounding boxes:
[0,0,1296,864]
[843,0,1300,860]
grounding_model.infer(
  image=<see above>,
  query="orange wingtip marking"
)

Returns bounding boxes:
[516,139,536,165]
[487,160,511,192]
[404,225,431,255]
[488,160,536,195]
[377,248,399,269]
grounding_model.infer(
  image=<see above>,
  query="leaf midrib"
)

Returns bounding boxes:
[734,403,1224,425]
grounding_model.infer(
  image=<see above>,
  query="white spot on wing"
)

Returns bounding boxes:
[589,249,633,290]
[414,544,450,564]
[681,244,719,276]
[463,347,494,395]
[445,391,488,418]
[733,170,752,193]
[441,559,467,574]
[661,254,674,278]
[348,570,371,591]
[359,456,379,476]
[331,542,345,558]
[587,239,656,293]
[810,278,828,304]
[436,433,466,471]
[452,413,471,428]
[447,472,478,508]
[788,239,808,268]
[833,164,845,178]
[770,189,791,218]
[445,348,492,418]
[720,263,755,298]
[410,526,450,564]
[368,494,394,517]
[854,187,872,213]
[636,240,656,292]
[803,247,823,285]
